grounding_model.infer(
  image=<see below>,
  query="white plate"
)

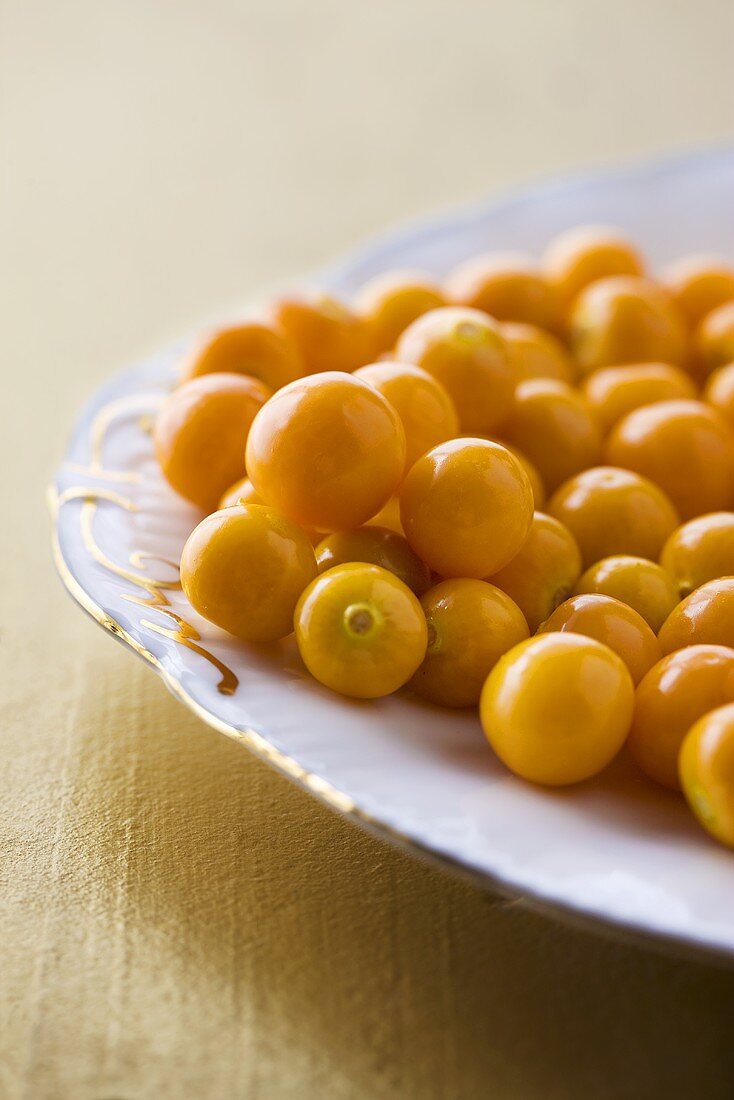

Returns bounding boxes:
[52,147,734,964]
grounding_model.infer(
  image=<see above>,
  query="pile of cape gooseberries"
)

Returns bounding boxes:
[153,226,734,848]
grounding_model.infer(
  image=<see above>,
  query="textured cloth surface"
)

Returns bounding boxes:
[3,2,734,1097]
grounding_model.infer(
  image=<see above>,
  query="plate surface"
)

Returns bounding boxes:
[52,147,734,963]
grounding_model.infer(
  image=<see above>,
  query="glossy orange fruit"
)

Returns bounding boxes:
[315,526,432,596]
[573,555,678,633]
[481,633,634,785]
[604,399,734,520]
[538,593,661,684]
[659,578,734,653]
[218,476,262,510]
[543,225,644,310]
[180,504,317,642]
[154,372,271,512]
[490,438,546,508]
[366,495,404,535]
[694,300,734,378]
[246,372,406,532]
[395,307,515,434]
[409,579,528,708]
[446,251,559,329]
[680,703,734,848]
[356,270,446,356]
[660,512,734,597]
[354,361,459,472]
[269,291,370,374]
[660,254,734,328]
[501,322,575,383]
[503,379,601,493]
[399,438,533,578]
[629,646,734,790]
[703,362,734,428]
[294,563,427,698]
[568,276,687,374]
[487,511,582,631]
[181,321,303,391]
[581,362,697,434]
[547,466,679,568]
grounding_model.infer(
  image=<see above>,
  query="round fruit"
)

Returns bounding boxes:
[218,476,262,509]
[581,362,697,434]
[294,563,427,699]
[315,526,431,596]
[568,276,687,374]
[574,555,678,632]
[409,579,528,708]
[629,646,734,790]
[246,372,406,532]
[269,291,370,374]
[356,270,446,355]
[604,399,734,520]
[538,593,660,684]
[354,361,459,471]
[503,379,601,492]
[704,362,734,428]
[395,307,515,434]
[480,633,634,786]
[694,300,734,377]
[154,372,271,512]
[659,578,734,652]
[660,254,734,328]
[366,496,403,535]
[487,511,582,631]
[500,322,575,383]
[491,440,546,508]
[680,703,734,848]
[180,321,303,390]
[547,466,678,568]
[543,225,644,309]
[660,512,734,597]
[446,252,559,330]
[180,504,317,643]
[399,438,533,578]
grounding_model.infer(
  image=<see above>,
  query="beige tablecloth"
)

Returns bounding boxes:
[4,1,734,1096]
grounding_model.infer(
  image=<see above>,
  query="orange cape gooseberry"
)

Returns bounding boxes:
[695,301,734,378]
[180,321,303,391]
[629,646,734,790]
[268,291,370,374]
[356,270,446,356]
[154,372,271,513]
[660,512,734,598]
[446,251,560,330]
[480,632,634,786]
[680,703,734,848]
[660,254,734,329]
[246,372,406,533]
[581,362,697,435]
[704,362,734,429]
[573,555,678,633]
[659,578,734,653]
[315,526,431,596]
[399,438,533,579]
[501,322,575,383]
[542,225,644,310]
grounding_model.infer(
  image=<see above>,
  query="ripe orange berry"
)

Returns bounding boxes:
[659,578,734,653]
[399,438,533,578]
[660,255,734,328]
[181,321,303,391]
[629,646,734,790]
[704,362,734,428]
[315,526,431,596]
[154,373,271,512]
[694,301,734,378]
[487,511,582,631]
[446,251,559,330]
[269,291,370,374]
[353,361,459,472]
[409,579,528,708]
[547,466,679,567]
[180,504,317,643]
[574,555,678,632]
[218,476,262,510]
[246,372,406,533]
[366,495,404,535]
[294,563,427,698]
[581,362,697,434]
[538,593,660,685]
[660,512,734,597]
[481,633,634,786]
[680,703,734,848]
[395,307,515,434]
[501,322,575,383]
[568,276,687,375]
[604,399,734,520]
[356,270,446,356]
[503,379,601,492]
[543,225,644,310]
[490,438,546,508]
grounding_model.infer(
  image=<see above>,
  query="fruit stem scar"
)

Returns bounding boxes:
[345,602,375,637]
